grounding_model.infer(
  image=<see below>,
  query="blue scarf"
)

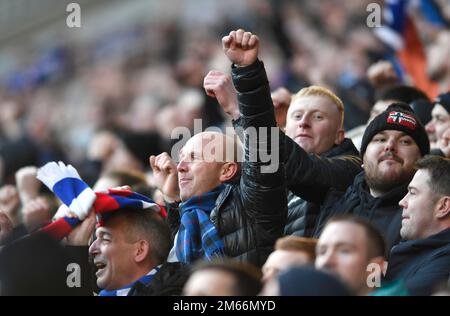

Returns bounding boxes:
[175,185,226,264]
[98,266,161,296]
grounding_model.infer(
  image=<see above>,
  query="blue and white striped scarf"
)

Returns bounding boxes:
[36,161,161,239]
[98,265,161,296]
[175,185,225,264]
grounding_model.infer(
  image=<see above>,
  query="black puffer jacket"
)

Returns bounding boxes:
[284,138,361,237]
[231,60,362,238]
[166,61,288,268]
[232,60,405,251]
[384,228,450,295]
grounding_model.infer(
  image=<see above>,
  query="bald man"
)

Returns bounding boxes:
[150,129,287,267]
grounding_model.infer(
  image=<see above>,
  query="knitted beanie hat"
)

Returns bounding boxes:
[433,91,450,114]
[360,102,429,158]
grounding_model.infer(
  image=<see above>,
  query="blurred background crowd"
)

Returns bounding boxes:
[1,0,450,297]
[1,0,448,187]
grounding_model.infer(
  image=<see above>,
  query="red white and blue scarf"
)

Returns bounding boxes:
[36,161,162,239]
[98,265,161,296]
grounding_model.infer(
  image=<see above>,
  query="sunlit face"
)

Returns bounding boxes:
[363,130,421,194]
[399,170,440,240]
[88,218,140,291]
[183,269,237,296]
[261,250,312,284]
[177,133,227,201]
[315,222,372,295]
[285,95,343,154]
[425,104,450,147]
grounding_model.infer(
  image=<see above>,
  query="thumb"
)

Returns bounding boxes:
[222,36,231,49]
[149,155,157,171]
[205,88,216,98]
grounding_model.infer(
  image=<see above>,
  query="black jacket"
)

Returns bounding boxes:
[128,262,189,296]
[284,138,361,237]
[235,59,404,251]
[0,233,92,296]
[384,228,450,296]
[313,172,405,250]
[166,61,288,267]
[230,61,362,238]
[0,231,188,296]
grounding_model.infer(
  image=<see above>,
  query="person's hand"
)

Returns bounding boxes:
[0,211,13,244]
[15,166,41,204]
[111,185,132,191]
[437,128,450,158]
[271,87,291,128]
[204,70,240,120]
[66,210,96,246]
[367,60,399,89]
[149,153,180,203]
[222,29,260,67]
[0,185,21,226]
[21,197,52,232]
[87,131,119,162]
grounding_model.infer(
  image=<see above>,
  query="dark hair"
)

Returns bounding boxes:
[188,259,262,296]
[375,85,429,104]
[416,156,450,198]
[275,236,318,261]
[106,208,171,265]
[325,215,387,259]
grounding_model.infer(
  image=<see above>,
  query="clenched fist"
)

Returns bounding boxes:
[222,29,260,67]
[149,153,180,203]
[204,70,239,120]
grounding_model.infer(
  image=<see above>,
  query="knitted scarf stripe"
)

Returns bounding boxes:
[36,161,161,240]
[98,266,161,296]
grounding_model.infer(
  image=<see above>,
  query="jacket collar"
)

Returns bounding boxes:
[352,172,408,204]
[393,227,450,254]
[322,138,359,158]
[209,184,233,220]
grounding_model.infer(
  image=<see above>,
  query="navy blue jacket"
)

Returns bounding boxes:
[384,228,450,295]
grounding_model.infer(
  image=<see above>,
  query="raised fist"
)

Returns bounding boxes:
[222,29,260,67]
[204,70,239,120]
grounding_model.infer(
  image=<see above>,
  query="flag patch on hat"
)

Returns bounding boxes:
[387,111,416,130]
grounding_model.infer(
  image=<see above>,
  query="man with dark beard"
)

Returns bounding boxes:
[312,103,430,249]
